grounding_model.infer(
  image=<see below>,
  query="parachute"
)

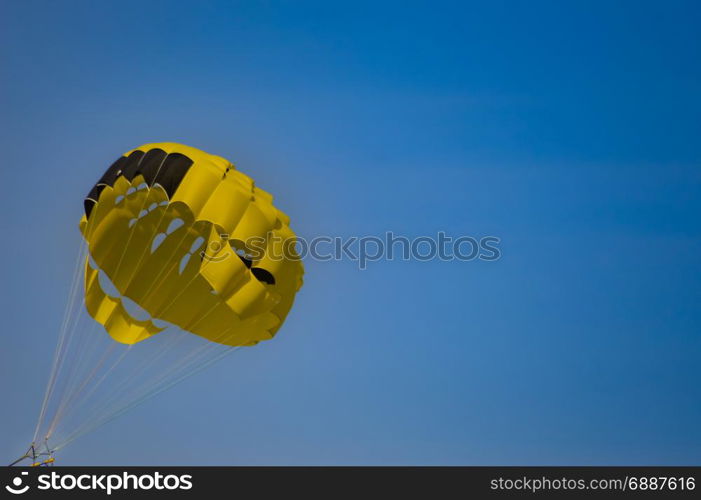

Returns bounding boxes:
[24,143,304,460]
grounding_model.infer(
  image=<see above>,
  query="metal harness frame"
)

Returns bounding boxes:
[9,440,55,467]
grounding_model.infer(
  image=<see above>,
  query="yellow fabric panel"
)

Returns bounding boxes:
[81,143,304,347]
[170,162,223,216]
[84,260,164,344]
[225,278,272,318]
[252,223,304,335]
[198,175,252,236]
[229,202,277,252]
[103,301,164,345]
[84,263,120,325]
[120,202,197,303]
[199,243,251,301]
[226,168,254,192]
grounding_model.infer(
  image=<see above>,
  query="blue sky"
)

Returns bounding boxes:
[1,0,699,464]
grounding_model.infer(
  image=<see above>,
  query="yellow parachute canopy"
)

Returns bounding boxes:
[25,142,305,458]
[80,143,304,346]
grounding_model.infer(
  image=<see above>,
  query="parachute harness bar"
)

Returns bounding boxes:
[10,440,55,467]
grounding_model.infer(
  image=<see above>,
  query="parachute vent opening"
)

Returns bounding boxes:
[91,259,170,332]
[251,268,275,285]
[122,296,151,322]
[229,239,257,268]
[97,270,120,298]
[189,237,205,253]
[151,233,166,253]
[151,318,171,329]
[237,254,253,269]
[166,218,184,235]
[179,254,191,274]
[228,239,275,284]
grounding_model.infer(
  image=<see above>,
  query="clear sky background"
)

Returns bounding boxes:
[1,0,699,465]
